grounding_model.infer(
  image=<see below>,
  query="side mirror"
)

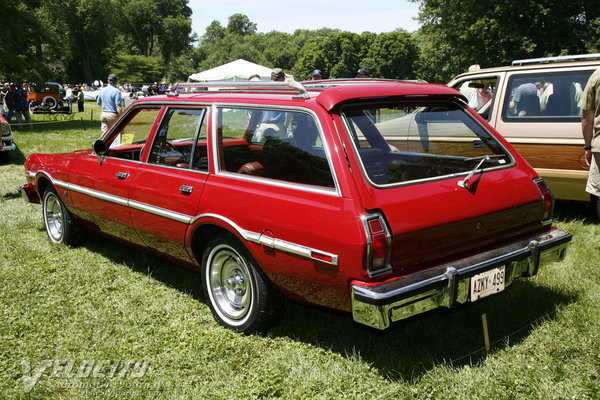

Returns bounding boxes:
[92,139,107,156]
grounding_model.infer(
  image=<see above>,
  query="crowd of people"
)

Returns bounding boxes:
[0,67,370,132]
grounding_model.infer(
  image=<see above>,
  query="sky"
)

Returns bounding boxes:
[188,0,421,37]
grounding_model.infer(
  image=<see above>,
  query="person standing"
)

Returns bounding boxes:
[76,86,84,112]
[65,84,73,114]
[580,68,600,198]
[356,68,369,78]
[5,84,15,123]
[311,69,323,80]
[13,81,32,130]
[97,74,122,135]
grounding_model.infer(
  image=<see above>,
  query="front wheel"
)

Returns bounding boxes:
[201,234,284,333]
[42,187,85,246]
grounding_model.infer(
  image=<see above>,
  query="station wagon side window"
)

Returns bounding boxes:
[108,107,161,161]
[502,70,594,122]
[148,108,207,170]
[452,76,499,121]
[217,107,335,188]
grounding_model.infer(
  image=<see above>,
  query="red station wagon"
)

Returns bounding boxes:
[20,80,572,332]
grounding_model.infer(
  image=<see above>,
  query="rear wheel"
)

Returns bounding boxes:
[42,95,57,109]
[42,187,85,246]
[201,234,284,333]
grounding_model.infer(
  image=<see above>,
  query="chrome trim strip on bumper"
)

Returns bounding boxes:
[0,143,16,151]
[351,227,571,330]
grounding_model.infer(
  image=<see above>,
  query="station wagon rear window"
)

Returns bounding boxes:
[342,101,511,186]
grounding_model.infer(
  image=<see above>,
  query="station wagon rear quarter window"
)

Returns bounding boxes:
[217,106,335,188]
[502,70,595,122]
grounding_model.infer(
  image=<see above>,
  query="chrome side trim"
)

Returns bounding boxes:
[33,170,340,266]
[351,227,571,330]
[192,213,339,266]
[128,199,192,224]
[64,181,129,207]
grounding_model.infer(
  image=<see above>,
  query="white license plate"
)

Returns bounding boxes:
[470,265,505,301]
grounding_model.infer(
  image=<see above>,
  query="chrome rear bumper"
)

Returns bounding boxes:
[19,183,40,204]
[351,227,571,330]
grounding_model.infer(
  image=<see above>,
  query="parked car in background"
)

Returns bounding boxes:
[82,87,102,101]
[448,54,600,213]
[0,114,15,162]
[20,80,571,332]
[27,82,62,111]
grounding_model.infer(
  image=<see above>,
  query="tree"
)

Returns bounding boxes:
[109,54,163,83]
[411,0,600,82]
[120,0,192,62]
[0,1,54,82]
[226,13,257,36]
[203,21,226,43]
[363,30,420,79]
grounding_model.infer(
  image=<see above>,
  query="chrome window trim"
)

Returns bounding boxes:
[217,171,339,197]
[212,103,342,197]
[146,106,207,171]
[340,99,515,189]
[33,170,339,266]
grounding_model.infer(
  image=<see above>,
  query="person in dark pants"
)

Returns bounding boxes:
[76,86,84,112]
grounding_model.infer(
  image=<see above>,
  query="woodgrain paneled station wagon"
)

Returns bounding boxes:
[20,80,571,332]
[448,54,600,212]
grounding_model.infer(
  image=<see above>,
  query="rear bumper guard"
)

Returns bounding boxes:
[351,227,571,330]
[19,183,40,204]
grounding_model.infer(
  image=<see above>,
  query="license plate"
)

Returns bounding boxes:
[470,265,505,301]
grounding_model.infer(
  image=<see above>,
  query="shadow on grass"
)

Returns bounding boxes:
[1,145,27,165]
[27,113,101,133]
[84,232,205,301]
[269,281,575,381]
[554,199,598,224]
[77,232,576,383]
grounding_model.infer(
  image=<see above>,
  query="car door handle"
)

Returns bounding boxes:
[116,172,129,180]
[179,185,193,195]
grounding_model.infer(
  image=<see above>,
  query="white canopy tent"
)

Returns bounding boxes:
[188,59,277,82]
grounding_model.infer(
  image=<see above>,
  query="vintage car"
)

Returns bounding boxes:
[448,54,600,212]
[20,80,572,332]
[27,82,63,111]
[0,113,15,162]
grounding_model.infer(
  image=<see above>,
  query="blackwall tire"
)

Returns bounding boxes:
[201,234,284,333]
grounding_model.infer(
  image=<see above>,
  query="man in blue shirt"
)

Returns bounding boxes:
[97,74,122,135]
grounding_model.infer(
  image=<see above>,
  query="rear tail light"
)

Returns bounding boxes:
[534,178,554,224]
[362,213,392,277]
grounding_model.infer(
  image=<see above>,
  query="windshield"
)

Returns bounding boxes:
[341,101,511,186]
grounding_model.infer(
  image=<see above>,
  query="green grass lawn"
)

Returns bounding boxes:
[1,106,599,399]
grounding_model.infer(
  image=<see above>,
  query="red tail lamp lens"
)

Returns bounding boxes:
[368,218,388,269]
[535,179,554,222]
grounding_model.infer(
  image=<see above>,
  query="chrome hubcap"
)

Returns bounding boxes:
[207,245,252,324]
[44,194,63,242]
